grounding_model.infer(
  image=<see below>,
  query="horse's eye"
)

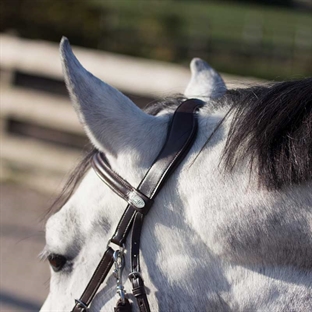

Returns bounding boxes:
[48,254,67,272]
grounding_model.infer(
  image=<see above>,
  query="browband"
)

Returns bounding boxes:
[72,98,204,312]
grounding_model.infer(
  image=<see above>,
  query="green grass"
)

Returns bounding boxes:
[2,0,310,79]
[92,0,311,46]
[89,0,311,79]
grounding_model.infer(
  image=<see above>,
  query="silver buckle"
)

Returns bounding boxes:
[113,248,127,304]
[128,271,143,281]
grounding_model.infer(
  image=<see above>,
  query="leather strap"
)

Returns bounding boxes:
[130,212,144,273]
[71,98,203,312]
[72,247,114,312]
[129,212,150,312]
[130,273,150,312]
[139,98,203,198]
[93,153,153,215]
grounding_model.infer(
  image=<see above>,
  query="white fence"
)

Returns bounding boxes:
[0,34,260,193]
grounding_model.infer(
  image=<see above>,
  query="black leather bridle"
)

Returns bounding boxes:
[71,98,204,312]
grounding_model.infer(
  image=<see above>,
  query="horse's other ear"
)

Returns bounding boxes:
[59,37,166,164]
[184,58,227,101]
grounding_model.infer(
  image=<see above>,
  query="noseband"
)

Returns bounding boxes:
[72,99,203,312]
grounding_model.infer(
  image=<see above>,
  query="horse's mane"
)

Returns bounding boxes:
[46,147,96,217]
[223,77,312,190]
[48,79,311,216]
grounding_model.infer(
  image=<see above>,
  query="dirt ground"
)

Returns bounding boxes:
[0,183,52,311]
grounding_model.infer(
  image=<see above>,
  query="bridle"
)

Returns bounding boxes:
[71,98,204,312]
[72,99,203,312]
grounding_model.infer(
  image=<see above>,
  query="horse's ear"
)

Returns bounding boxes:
[184,58,227,100]
[60,37,166,164]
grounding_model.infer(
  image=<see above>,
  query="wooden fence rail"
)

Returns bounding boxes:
[0,34,261,193]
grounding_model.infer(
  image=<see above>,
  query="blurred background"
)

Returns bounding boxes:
[0,0,311,311]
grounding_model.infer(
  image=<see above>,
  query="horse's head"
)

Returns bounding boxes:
[40,38,312,312]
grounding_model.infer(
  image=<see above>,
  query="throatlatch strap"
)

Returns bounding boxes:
[72,98,203,312]
[129,212,150,312]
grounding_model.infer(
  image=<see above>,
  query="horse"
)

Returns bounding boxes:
[40,37,312,312]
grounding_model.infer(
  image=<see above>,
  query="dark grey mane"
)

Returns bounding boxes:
[46,147,96,217]
[144,96,184,115]
[223,78,312,190]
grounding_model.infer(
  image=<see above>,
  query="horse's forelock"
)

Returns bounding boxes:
[222,78,312,190]
[143,96,184,116]
[45,146,97,219]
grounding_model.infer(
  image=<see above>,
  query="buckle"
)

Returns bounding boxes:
[128,271,143,281]
[113,248,127,304]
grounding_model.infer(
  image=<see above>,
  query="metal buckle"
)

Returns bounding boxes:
[128,271,143,281]
[75,299,88,311]
[113,246,127,304]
